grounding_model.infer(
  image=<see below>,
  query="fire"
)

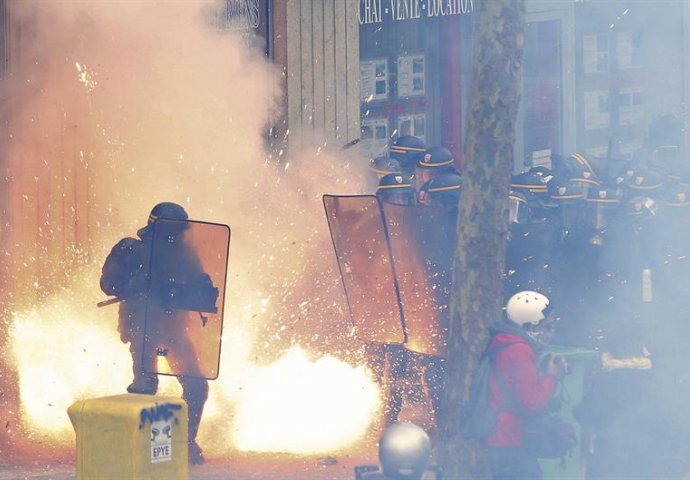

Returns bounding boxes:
[6,267,381,457]
[7,268,132,445]
[231,348,380,453]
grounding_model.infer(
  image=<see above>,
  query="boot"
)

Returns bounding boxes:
[188,440,205,465]
[126,374,158,395]
[181,376,209,465]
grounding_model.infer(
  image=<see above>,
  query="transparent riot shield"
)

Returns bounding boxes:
[382,203,456,357]
[143,219,230,380]
[323,195,405,344]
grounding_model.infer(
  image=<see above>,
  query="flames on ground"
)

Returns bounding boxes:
[0,0,381,459]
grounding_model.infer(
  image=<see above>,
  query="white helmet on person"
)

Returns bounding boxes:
[505,291,552,326]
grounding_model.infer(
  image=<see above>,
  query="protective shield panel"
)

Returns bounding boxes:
[143,219,230,380]
[323,195,405,344]
[382,203,456,357]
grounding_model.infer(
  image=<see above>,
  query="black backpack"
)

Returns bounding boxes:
[459,342,512,441]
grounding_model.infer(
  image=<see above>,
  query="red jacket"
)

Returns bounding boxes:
[484,329,556,447]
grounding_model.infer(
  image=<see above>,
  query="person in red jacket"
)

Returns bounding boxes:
[485,291,566,480]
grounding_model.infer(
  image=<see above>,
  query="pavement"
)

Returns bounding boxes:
[0,452,375,480]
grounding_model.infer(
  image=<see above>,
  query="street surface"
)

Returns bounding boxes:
[0,453,375,480]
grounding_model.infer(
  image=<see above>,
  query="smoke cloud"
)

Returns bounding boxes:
[0,0,375,459]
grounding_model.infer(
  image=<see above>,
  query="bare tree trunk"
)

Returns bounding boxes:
[438,1,527,479]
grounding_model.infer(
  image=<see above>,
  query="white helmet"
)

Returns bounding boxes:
[379,422,431,480]
[506,291,552,326]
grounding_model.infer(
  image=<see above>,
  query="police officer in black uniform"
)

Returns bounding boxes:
[100,202,212,465]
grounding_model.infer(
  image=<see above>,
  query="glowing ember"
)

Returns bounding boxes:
[75,62,98,92]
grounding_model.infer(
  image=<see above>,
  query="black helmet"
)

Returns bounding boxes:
[568,152,601,182]
[377,173,415,205]
[658,184,690,208]
[415,146,456,189]
[389,136,426,171]
[369,156,401,177]
[417,146,455,170]
[379,423,431,480]
[624,167,664,197]
[418,172,461,206]
[137,202,189,238]
[511,171,549,196]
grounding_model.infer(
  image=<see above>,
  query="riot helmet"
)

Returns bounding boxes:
[418,172,460,207]
[377,173,416,205]
[389,136,426,174]
[369,155,401,178]
[624,167,664,198]
[657,184,690,225]
[379,422,431,480]
[568,152,601,181]
[415,146,456,190]
[511,171,549,197]
[659,184,690,208]
[137,202,189,239]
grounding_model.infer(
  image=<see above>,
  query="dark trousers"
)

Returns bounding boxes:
[488,447,542,480]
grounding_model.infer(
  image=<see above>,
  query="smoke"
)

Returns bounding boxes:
[0,0,375,459]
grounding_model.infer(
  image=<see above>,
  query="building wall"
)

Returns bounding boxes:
[273,0,360,153]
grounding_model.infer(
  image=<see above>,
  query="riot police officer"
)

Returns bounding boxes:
[100,202,212,465]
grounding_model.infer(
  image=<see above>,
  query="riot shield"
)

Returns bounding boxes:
[382,203,456,357]
[323,195,405,344]
[143,219,230,380]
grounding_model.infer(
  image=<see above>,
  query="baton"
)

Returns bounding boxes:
[341,138,361,150]
[97,297,122,308]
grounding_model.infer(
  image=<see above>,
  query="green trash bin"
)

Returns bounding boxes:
[539,345,600,480]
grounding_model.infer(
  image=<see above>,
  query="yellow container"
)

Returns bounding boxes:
[68,393,189,480]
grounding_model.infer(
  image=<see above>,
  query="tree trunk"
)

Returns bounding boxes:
[438,1,527,479]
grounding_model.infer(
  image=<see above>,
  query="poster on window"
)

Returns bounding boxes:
[397,54,425,97]
[360,59,388,102]
[397,114,426,141]
[361,117,389,158]
[584,90,610,130]
[583,34,609,74]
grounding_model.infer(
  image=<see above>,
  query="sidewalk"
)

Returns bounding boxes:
[0,452,375,480]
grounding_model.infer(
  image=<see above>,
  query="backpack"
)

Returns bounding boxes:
[460,341,577,461]
[459,342,512,440]
[100,237,148,299]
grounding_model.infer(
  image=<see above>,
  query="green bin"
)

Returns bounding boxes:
[539,345,600,480]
